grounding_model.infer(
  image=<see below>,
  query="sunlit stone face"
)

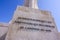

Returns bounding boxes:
[24,0,38,9]
[5,6,58,40]
[0,23,8,38]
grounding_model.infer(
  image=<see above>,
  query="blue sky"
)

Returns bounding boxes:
[0,0,60,32]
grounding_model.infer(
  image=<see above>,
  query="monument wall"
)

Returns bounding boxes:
[58,32,60,40]
[0,23,8,37]
[5,6,58,40]
[0,0,59,40]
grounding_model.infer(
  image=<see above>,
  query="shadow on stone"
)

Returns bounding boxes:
[0,33,7,40]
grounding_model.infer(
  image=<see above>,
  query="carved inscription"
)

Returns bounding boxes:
[18,17,52,23]
[17,26,51,32]
[15,21,55,28]
[14,17,55,32]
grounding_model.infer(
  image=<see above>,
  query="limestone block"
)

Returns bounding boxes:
[5,6,58,40]
[58,33,60,40]
[0,23,8,39]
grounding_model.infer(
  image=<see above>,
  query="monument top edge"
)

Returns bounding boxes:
[0,22,9,27]
[16,6,51,13]
[14,6,53,18]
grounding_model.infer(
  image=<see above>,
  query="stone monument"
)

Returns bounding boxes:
[5,0,59,40]
[0,23,8,40]
[24,0,38,9]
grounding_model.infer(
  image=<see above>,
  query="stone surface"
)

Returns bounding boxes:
[24,0,38,9]
[0,23,8,40]
[5,6,58,40]
[0,0,60,40]
[0,23,8,37]
[58,33,60,40]
[0,33,7,40]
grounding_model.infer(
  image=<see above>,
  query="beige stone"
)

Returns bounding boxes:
[0,23,8,37]
[24,0,38,9]
[5,0,59,40]
[5,6,58,40]
[58,33,60,40]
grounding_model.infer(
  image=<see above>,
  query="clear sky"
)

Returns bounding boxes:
[0,0,60,32]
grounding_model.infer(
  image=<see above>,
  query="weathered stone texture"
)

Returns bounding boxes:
[5,6,58,40]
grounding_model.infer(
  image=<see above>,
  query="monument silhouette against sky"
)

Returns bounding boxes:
[0,0,60,40]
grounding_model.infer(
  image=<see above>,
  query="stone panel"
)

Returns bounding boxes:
[5,6,58,40]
